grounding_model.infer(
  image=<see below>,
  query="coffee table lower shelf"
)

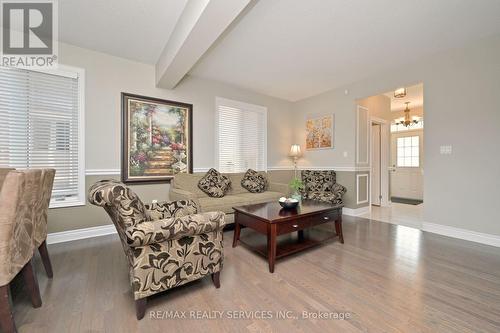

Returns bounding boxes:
[237,228,338,260]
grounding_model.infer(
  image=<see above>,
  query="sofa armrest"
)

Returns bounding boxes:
[169,188,200,207]
[144,199,198,220]
[126,211,226,247]
[268,182,290,196]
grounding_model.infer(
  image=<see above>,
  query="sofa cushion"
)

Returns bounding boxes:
[223,172,246,194]
[172,173,207,198]
[198,191,283,214]
[234,191,283,205]
[198,195,246,214]
[197,168,231,198]
[241,169,268,193]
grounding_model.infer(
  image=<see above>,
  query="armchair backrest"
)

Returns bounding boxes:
[0,169,41,286]
[34,169,55,247]
[88,180,150,231]
[0,168,14,191]
[301,170,337,193]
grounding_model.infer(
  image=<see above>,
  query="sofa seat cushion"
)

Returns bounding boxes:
[198,195,246,214]
[198,191,283,214]
[308,191,343,205]
[198,168,231,198]
[234,191,283,205]
[241,169,268,193]
[172,173,208,198]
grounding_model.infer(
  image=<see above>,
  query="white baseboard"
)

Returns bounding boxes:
[422,222,500,248]
[343,206,370,216]
[47,224,117,244]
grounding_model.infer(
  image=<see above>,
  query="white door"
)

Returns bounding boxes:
[371,124,381,205]
[390,130,423,200]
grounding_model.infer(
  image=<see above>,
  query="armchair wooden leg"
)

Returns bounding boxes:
[20,259,42,308]
[135,298,147,320]
[38,240,54,278]
[211,272,221,289]
[0,285,17,333]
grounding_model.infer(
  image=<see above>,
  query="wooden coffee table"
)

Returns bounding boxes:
[232,200,343,273]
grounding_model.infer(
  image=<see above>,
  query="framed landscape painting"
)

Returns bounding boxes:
[305,114,334,150]
[121,93,193,184]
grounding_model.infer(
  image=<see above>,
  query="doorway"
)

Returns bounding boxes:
[390,130,423,203]
[358,83,424,228]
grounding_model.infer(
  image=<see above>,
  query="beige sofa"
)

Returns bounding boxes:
[169,172,289,224]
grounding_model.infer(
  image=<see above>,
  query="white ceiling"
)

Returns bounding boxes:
[384,83,423,112]
[59,0,187,64]
[189,0,500,101]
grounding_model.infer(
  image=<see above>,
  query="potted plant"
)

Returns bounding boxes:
[289,177,304,201]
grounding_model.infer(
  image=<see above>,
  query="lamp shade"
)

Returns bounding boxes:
[289,144,301,157]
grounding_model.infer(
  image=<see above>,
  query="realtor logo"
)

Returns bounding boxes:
[1,0,58,68]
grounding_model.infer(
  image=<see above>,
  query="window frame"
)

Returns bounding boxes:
[214,97,268,173]
[2,65,86,208]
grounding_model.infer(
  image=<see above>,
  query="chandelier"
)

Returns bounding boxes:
[396,102,420,127]
[394,87,406,98]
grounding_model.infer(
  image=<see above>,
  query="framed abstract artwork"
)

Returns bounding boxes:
[305,114,334,150]
[121,93,193,184]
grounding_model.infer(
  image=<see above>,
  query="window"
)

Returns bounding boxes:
[0,66,85,207]
[396,136,419,167]
[216,97,267,173]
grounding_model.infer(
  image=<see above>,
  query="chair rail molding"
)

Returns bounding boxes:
[85,169,120,176]
[267,166,371,172]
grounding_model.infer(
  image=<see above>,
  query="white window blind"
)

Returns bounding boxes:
[0,66,85,207]
[216,97,267,173]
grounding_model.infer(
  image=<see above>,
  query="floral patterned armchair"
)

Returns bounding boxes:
[88,180,225,320]
[300,170,347,205]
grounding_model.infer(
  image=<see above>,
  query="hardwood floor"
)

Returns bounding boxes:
[9,216,500,332]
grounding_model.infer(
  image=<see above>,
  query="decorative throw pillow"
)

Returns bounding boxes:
[198,168,231,198]
[302,170,334,193]
[241,169,268,193]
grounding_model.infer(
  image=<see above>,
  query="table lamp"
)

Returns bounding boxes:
[289,144,301,178]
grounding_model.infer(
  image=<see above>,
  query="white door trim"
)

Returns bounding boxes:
[370,116,390,207]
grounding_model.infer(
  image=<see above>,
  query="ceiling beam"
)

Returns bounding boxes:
[155,0,251,89]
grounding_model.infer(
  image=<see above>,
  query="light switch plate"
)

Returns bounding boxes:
[440,145,452,154]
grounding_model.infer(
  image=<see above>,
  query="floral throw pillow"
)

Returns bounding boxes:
[198,168,231,198]
[241,169,268,193]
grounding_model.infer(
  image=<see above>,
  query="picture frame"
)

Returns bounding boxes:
[121,93,193,184]
[305,113,335,150]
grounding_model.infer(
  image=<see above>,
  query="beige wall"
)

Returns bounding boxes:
[358,94,392,121]
[59,43,294,171]
[50,34,500,237]
[292,34,500,236]
[48,43,295,233]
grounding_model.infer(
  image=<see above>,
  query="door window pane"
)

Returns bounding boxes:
[396,135,419,167]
